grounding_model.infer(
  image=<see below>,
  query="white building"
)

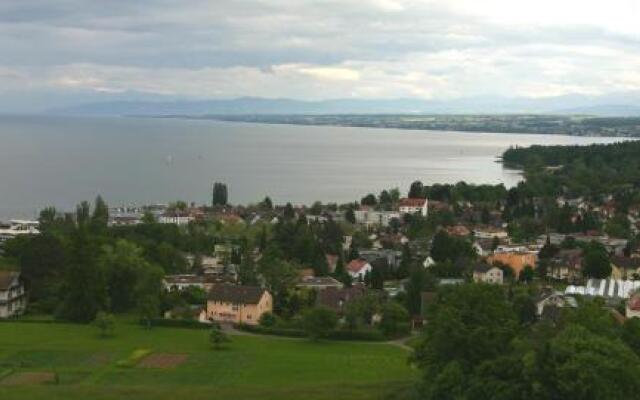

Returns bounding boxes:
[159,213,194,225]
[0,220,40,244]
[0,271,26,318]
[398,198,428,217]
[354,209,401,228]
[473,265,503,285]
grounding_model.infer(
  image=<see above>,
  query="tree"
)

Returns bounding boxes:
[583,242,611,279]
[261,196,273,210]
[379,301,410,337]
[57,230,108,323]
[408,181,425,198]
[283,203,295,220]
[99,239,152,313]
[360,193,377,206]
[212,182,228,206]
[545,325,640,400]
[94,311,115,338]
[91,195,109,233]
[519,265,535,283]
[136,263,164,329]
[259,312,277,327]
[345,208,356,224]
[302,306,338,340]
[209,325,231,350]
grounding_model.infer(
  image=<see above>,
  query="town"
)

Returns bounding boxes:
[2,139,640,399]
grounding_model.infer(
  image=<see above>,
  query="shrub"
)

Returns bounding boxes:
[94,312,115,338]
[259,312,277,328]
[302,307,339,341]
[379,302,410,337]
[140,318,212,330]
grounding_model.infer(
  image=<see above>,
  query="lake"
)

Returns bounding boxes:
[0,115,624,220]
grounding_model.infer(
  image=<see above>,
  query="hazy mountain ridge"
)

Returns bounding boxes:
[48,93,640,117]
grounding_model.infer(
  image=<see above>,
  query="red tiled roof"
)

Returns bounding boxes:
[347,259,369,273]
[629,294,640,311]
[399,198,426,207]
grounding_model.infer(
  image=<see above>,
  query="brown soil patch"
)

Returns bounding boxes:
[1,372,55,385]
[137,353,188,369]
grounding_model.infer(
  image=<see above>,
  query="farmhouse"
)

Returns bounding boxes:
[0,271,26,318]
[206,285,272,325]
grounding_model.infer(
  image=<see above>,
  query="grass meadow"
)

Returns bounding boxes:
[0,320,417,399]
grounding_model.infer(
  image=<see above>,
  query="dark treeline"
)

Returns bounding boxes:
[413,284,640,400]
[502,140,640,198]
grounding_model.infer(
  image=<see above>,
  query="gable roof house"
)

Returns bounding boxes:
[611,256,640,280]
[398,198,428,217]
[347,259,373,280]
[0,271,26,319]
[472,264,503,285]
[206,285,272,325]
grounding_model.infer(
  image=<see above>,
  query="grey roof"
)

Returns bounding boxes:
[208,285,266,304]
[0,271,20,290]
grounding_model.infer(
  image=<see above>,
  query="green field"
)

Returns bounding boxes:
[0,321,417,399]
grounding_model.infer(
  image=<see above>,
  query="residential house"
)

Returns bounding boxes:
[0,220,39,245]
[548,249,583,281]
[163,274,206,291]
[446,225,471,237]
[487,252,537,278]
[159,211,194,225]
[0,271,26,318]
[297,276,344,291]
[354,208,401,228]
[472,264,503,284]
[359,249,402,271]
[473,226,509,240]
[398,198,428,217]
[206,285,272,325]
[610,256,640,280]
[535,289,578,320]
[423,256,435,268]
[626,292,640,319]
[473,238,496,257]
[347,259,373,280]
[316,286,374,315]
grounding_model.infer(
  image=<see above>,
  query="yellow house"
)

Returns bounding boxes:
[206,285,272,325]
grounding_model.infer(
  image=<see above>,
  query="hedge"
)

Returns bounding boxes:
[141,318,213,330]
[235,324,387,341]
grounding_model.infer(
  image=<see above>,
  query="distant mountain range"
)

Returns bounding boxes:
[48,93,640,116]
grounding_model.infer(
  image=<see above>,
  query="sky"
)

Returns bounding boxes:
[1,0,640,111]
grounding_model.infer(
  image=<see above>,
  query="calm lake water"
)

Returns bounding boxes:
[0,115,624,220]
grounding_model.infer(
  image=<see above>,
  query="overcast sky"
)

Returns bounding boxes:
[2,0,640,111]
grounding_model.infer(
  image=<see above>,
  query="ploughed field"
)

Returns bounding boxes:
[0,320,417,400]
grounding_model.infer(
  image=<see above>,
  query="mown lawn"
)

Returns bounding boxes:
[0,321,417,399]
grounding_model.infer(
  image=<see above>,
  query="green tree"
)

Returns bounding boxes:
[212,182,228,206]
[583,242,611,279]
[94,311,115,338]
[345,208,356,224]
[57,230,109,323]
[209,325,231,350]
[302,306,338,341]
[91,195,109,233]
[379,301,410,337]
